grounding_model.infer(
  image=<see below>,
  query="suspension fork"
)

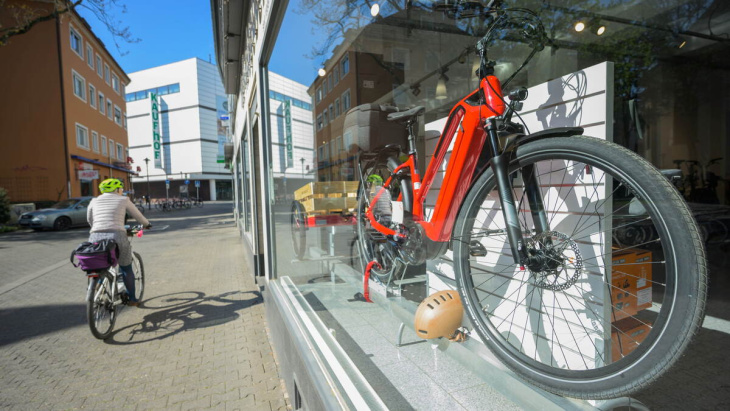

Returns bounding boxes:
[484,118,550,266]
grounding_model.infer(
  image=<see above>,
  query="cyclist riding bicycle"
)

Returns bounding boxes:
[87,178,151,306]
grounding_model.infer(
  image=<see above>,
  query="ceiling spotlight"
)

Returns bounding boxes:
[370,3,380,17]
[574,21,585,32]
[318,68,326,77]
[596,24,606,35]
[435,72,449,100]
[678,40,687,48]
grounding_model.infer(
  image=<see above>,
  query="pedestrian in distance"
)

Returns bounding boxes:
[87,178,151,306]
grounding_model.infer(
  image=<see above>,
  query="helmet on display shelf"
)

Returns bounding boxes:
[414,290,464,339]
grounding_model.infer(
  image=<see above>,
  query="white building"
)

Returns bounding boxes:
[126,58,232,201]
[268,71,314,199]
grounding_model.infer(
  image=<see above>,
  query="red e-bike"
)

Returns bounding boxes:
[355,5,707,400]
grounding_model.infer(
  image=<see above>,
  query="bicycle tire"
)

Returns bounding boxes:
[87,272,117,339]
[356,156,412,282]
[290,201,307,259]
[132,251,145,301]
[453,136,706,399]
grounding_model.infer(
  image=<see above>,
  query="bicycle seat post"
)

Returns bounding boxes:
[406,119,417,155]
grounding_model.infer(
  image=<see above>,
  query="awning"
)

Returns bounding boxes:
[71,155,137,174]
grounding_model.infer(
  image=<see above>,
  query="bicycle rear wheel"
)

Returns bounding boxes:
[453,136,707,399]
[87,272,117,340]
[132,251,145,301]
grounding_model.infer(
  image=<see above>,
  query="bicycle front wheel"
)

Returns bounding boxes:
[87,273,117,340]
[453,136,707,399]
[132,251,145,301]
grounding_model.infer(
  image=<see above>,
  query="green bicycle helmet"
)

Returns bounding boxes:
[99,178,124,193]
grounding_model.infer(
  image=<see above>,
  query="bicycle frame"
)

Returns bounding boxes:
[365,75,549,266]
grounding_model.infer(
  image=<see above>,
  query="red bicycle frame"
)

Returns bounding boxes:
[365,76,506,244]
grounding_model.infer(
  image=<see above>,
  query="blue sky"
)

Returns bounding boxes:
[79,0,322,86]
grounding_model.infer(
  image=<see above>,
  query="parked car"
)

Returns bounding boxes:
[18,197,94,231]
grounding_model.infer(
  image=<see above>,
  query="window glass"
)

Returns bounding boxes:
[69,27,82,56]
[98,92,105,114]
[114,106,122,125]
[92,131,99,152]
[112,73,120,93]
[125,83,181,102]
[116,143,124,160]
[86,45,93,67]
[104,64,110,84]
[72,71,85,101]
[101,136,107,155]
[266,1,730,408]
[106,99,112,119]
[75,124,88,148]
[96,55,102,77]
[108,139,114,159]
[88,84,96,108]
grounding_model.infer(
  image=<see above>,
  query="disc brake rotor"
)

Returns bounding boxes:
[527,231,583,291]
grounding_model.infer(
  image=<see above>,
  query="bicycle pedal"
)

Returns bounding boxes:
[469,240,488,257]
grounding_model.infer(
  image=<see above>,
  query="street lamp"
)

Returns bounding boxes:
[143,158,151,210]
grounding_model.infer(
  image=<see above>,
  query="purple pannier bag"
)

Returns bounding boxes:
[70,240,118,272]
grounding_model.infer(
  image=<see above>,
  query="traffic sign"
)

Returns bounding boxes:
[194,180,201,188]
[165,180,170,189]
[185,179,190,185]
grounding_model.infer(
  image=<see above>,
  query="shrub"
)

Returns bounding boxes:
[0,188,10,224]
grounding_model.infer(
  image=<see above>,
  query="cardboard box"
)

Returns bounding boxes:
[611,248,652,322]
[294,181,359,201]
[611,317,652,360]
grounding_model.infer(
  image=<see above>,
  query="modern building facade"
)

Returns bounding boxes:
[212,0,730,409]
[0,1,132,202]
[268,71,315,202]
[126,58,232,201]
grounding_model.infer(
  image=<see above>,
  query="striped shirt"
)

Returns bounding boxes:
[87,193,149,233]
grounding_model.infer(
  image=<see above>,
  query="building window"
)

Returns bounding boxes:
[323,77,328,95]
[342,89,351,112]
[334,66,339,84]
[328,75,333,91]
[98,92,105,115]
[76,123,89,149]
[89,84,96,108]
[335,98,340,117]
[92,131,99,152]
[341,54,349,76]
[112,73,120,94]
[316,114,323,130]
[104,64,110,84]
[101,135,107,155]
[116,143,124,161]
[123,113,127,129]
[323,108,328,125]
[316,86,322,104]
[72,70,86,102]
[69,26,82,57]
[86,44,93,68]
[125,83,181,102]
[106,99,113,119]
[329,103,334,120]
[96,55,102,77]
[108,139,114,159]
[114,106,122,125]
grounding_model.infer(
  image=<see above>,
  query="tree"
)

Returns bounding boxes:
[0,188,10,225]
[0,0,138,53]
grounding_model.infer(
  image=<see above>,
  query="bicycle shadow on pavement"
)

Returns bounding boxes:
[104,290,262,345]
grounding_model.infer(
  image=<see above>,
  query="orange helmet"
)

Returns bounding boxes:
[414,290,464,339]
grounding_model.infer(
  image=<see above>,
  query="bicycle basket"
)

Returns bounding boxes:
[70,240,118,272]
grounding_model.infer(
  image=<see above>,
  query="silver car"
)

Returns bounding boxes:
[18,197,94,231]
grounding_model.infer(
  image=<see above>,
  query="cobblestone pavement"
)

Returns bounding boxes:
[0,202,290,411]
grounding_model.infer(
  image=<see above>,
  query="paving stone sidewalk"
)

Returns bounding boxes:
[0,203,290,410]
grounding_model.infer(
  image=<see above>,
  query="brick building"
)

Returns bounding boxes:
[0,1,132,203]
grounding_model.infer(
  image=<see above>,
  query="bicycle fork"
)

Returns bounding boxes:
[484,118,549,267]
